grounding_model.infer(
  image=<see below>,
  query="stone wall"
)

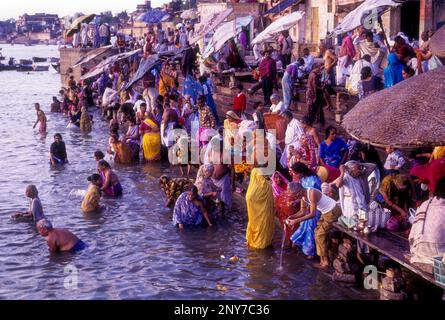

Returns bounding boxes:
[59,47,93,87]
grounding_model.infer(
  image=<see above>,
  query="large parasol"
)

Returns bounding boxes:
[180,9,198,20]
[429,24,445,59]
[342,67,445,148]
[202,16,253,59]
[251,11,304,45]
[66,14,96,37]
[332,0,400,35]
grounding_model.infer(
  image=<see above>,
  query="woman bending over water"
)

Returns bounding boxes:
[97,160,123,197]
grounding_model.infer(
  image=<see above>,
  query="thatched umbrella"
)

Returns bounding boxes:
[342,66,445,148]
[429,24,445,58]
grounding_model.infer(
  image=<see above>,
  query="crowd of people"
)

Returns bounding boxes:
[15,16,445,277]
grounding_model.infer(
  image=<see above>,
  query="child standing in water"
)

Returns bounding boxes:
[33,103,47,133]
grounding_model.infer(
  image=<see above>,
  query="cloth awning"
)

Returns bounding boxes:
[333,0,400,35]
[189,8,234,45]
[125,54,160,90]
[80,49,141,80]
[266,0,301,15]
[71,46,115,69]
[251,11,304,45]
[202,16,253,59]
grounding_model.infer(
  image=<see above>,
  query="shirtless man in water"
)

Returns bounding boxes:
[37,219,86,253]
[33,103,47,133]
[161,102,179,148]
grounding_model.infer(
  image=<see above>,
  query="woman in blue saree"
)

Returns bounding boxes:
[289,162,322,258]
[182,74,202,105]
[319,126,348,169]
[384,52,405,88]
[172,186,213,230]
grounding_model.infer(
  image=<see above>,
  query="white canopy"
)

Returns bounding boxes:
[333,0,400,35]
[251,11,304,45]
[189,8,234,44]
[203,16,253,59]
[181,9,198,20]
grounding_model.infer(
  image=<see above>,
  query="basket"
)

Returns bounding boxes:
[433,256,445,288]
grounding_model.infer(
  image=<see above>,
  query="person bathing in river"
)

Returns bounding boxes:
[107,133,137,164]
[97,160,123,197]
[286,182,341,269]
[81,174,102,214]
[173,186,213,230]
[49,133,68,166]
[37,219,86,253]
[94,150,105,162]
[11,185,46,224]
[33,103,47,133]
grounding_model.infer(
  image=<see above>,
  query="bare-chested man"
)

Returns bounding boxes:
[212,155,233,215]
[318,43,337,110]
[37,219,86,253]
[161,103,179,148]
[33,103,47,133]
[319,42,338,86]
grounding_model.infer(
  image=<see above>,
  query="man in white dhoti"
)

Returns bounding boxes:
[279,110,304,169]
[335,160,379,228]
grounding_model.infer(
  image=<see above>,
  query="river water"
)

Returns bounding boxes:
[0,45,378,300]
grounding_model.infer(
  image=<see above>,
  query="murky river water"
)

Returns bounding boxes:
[0,45,378,300]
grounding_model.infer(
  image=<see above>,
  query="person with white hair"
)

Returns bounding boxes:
[11,185,46,224]
[37,219,86,253]
[334,160,379,228]
[268,93,285,114]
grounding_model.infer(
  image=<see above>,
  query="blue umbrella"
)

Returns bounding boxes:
[136,10,170,24]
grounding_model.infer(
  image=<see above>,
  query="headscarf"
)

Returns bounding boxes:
[195,164,218,195]
[272,171,289,200]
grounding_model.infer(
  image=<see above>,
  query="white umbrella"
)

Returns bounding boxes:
[189,8,234,45]
[203,16,253,59]
[251,11,304,45]
[181,9,198,20]
[333,0,400,35]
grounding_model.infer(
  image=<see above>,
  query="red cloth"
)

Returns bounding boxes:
[233,93,246,112]
[258,56,277,82]
[410,158,445,191]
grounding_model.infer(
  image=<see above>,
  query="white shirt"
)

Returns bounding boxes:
[102,87,117,107]
[270,101,286,114]
[384,150,405,170]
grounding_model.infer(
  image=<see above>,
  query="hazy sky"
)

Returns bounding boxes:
[0,0,170,20]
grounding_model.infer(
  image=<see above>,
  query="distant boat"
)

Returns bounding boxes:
[32,57,47,63]
[33,64,50,72]
[17,65,33,72]
[19,59,32,65]
[0,64,17,71]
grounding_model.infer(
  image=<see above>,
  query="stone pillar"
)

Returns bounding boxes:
[419,0,434,38]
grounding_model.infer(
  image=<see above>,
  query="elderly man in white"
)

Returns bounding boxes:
[279,110,304,169]
[334,160,380,228]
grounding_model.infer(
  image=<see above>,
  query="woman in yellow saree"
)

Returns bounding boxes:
[246,167,275,249]
[140,113,161,162]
